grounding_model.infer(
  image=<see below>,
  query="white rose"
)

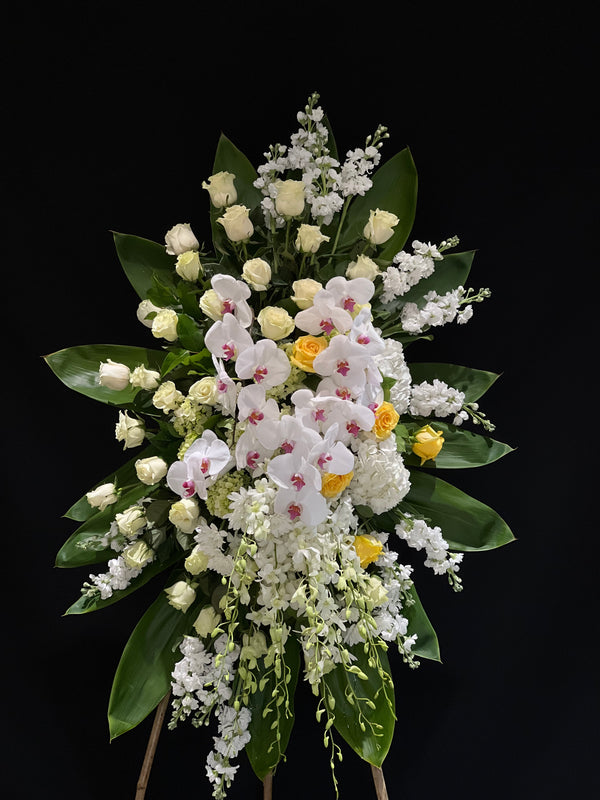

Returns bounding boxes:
[242,258,271,292]
[202,171,237,208]
[115,411,145,449]
[184,544,210,575]
[151,308,179,342]
[165,580,196,612]
[122,540,154,569]
[295,224,330,254]
[188,376,218,405]
[85,482,118,511]
[136,299,163,328]
[169,497,200,534]
[199,289,224,321]
[257,306,295,341]
[135,455,169,485]
[129,365,160,390]
[275,179,305,217]
[98,359,130,390]
[216,204,254,242]
[363,208,399,245]
[115,505,146,538]
[291,278,323,309]
[175,251,202,281]
[152,381,183,413]
[165,223,199,255]
[346,254,381,280]
[193,605,221,637]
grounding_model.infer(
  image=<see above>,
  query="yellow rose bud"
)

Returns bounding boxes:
[412,424,445,465]
[372,401,400,440]
[289,335,328,373]
[320,471,354,498]
[352,534,383,568]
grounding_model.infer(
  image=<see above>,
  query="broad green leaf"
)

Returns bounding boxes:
[112,232,177,301]
[400,250,476,307]
[404,584,440,662]
[176,314,204,352]
[64,445,156,521]
[339,148,418,256]
[56,484,157,567]
[404,420,514,469]
[108,581,201,740]
[44,344,166,405]
[408,362,500,403]
[245,637,301,780]
[399,469,515,551]
[65,543,182,614]
[324,644,395,768]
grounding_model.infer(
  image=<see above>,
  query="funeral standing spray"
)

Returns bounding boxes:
[46,92,515,799]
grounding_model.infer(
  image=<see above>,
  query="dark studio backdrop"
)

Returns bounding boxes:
[4,4,598,799]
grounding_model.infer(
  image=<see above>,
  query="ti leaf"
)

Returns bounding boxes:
[44,344,166,406]
[108,580,202,740]
[112,232,177,301]
[404,420,515,469]
[323,643,395,768]
[408,362,500,403]
[245,637,301,780]
[404,584,441,662]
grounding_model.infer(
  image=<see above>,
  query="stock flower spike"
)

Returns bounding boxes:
[46,92,515,799]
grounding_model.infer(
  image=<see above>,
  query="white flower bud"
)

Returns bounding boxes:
[115,411,145,449]
[98,359,130,390]
[165,580,196,612]
[151,308,179,342]
[115,505,146,538]
[216,204,253,242]
[242,258,271,292]
[193,605,221,636]
[122,540,154,569]
[169,498,200,534]
[129,365,160,391]
[294,224,330,254]
[184,544,210,575]
[175,251,202,281]
[275,179,305,217]
[202,171,237,208]
[135,455,168,485]
[85,482,118,511]
[363,208,399,245]
[165,223,199,255]
[346,254,380,280]
[136,299,163,328]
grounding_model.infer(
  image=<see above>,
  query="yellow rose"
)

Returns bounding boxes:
[372,401,400,440]
[352,534,383,568]
[290,335,328,372]
[321,471,354,498]
[412,424,445,465]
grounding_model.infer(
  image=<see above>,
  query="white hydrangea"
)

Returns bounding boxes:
[373,337,412,414]
[349,438,411,514]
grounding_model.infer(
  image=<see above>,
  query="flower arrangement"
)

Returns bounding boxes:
[46,92,514,799]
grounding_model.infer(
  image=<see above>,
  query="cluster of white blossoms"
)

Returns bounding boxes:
[400,286,475,333]
[410,379,467,425]
[254,92,386,228]
[381,240,443,303]
[395,516,464,585]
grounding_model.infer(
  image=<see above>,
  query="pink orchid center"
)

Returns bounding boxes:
[287,503,302,521]
[346,420,361,437]
[336,360,350,376]
[200,458,210,475]
[320,317,335,335]
[357,334,370,345]
[281,441,294,454]
[368,402,379,412]
[291,473,305,491]
[336,387,352,400]
[217,379,228,392]
[182,480,196,498]
[246,451,260,469]
[248,409,265,425]
[343,297,356,312]
[318,453,332,470]
[222,342,236,361]
[313,408,327,422]
[222,299,236,315]
[253,365,268,383]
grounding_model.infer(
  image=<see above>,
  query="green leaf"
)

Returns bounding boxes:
[404,420,515,469]
[65,542,182,614]
[408,362,500,403]
[112,232,177,301]
[324,644,395,767]
[245,637,301,780]
[176,314,205,352]
[64,446,156,521]
[108,581,201,740]
[44,344,166,405]
[56,484,157,567]
[339,148,418,255]
[404,584,440,662]
[400,469,515,551]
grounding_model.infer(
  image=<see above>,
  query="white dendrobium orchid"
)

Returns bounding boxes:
[294,290,353,336]
[205,313,253,362]
[234,338,291,388]
[167,430,232,500]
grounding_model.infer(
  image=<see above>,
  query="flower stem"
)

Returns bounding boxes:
[135,692,171,800]
[370,765,389,800]
[330,196,351,258]
[263,771,273,800]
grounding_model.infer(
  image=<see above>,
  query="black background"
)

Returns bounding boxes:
[5,4,598,799]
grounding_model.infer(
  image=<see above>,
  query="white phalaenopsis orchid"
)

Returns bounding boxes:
[210,274,253,327]
[324,275,375,313]
[294,289,353,335]
[205,313,253,362]
[267,450,328,526]
[234,338,291,388]
[167,430,232,500]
